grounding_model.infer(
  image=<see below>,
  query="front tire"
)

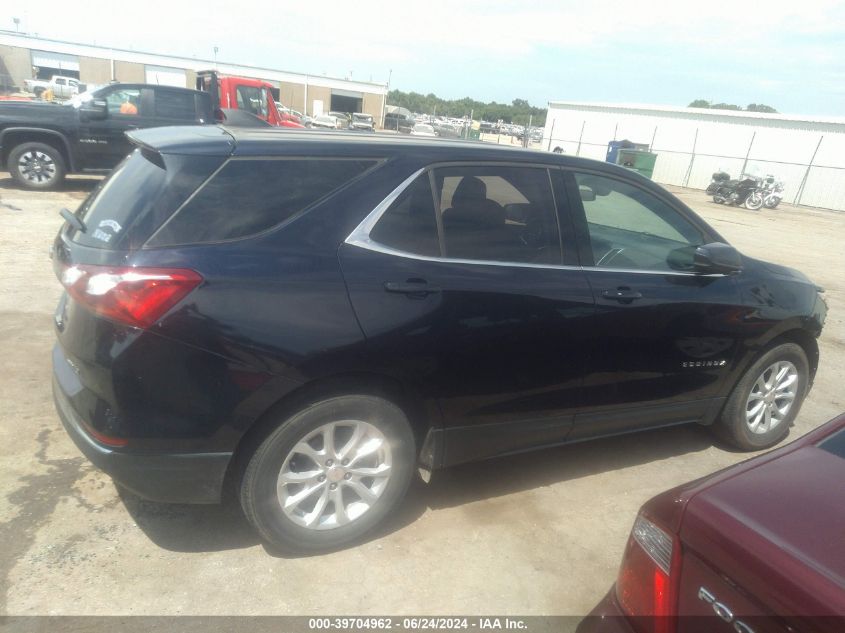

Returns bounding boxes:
[715,343,809,450]
[240,394,415,553]
[745,191,764,210]
[8,142,66,190]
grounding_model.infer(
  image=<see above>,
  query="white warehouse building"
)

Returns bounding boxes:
[543,101,845,212]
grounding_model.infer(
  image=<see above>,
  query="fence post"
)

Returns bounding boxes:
[794,135,824,206]
[547,120,556,152]
[740,131,756,176]
[576,121,585,157]
[683,128,699,188]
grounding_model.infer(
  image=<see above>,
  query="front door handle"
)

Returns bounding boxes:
[384,280,441,297]
[601,288,643,303]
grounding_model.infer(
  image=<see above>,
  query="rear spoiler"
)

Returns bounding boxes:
[125,125,236,157]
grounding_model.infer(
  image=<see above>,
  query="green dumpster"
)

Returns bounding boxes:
[616,149,658,179]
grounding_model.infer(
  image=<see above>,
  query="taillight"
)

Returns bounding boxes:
[616,514,680,633]
[60,264,202,328]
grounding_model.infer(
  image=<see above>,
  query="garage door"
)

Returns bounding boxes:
[32,50,80,72]
[145,66,186,88]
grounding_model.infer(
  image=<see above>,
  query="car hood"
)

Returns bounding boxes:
[681,431,845,615]
[742,254,818,289]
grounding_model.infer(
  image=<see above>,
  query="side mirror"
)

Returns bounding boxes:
[80,98,108,119]
[693,242,742,274]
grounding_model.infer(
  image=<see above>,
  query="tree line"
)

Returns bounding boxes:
[688,99,778,113]
[388,90,547,126]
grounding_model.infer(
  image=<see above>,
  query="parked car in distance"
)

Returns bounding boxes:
[432,122,461,139]
[411,123,437,137]
[52,127,825,553]
[0,83,213,189]
[384,110,414,133]
[24,75,80,99]
[578,412,845,633]
[329,111,351,129]
[350,113,375,131]
[310,114,342,129]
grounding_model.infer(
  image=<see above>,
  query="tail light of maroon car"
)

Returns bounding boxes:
[616,513,682,633]
[60,264,202,329]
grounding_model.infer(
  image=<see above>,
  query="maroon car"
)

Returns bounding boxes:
[578,413,845,633]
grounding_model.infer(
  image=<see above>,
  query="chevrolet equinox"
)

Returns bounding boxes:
[51,126,827,552]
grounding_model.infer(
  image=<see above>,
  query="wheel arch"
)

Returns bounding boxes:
[1,127,75,172]
[222,371,438,497]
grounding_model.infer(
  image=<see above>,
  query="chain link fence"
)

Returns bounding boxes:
[542,120,845,212]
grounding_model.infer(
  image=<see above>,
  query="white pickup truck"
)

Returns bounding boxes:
[23,75,80,99]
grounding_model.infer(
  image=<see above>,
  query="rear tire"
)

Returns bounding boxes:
[240,394,415,553]
[8,142,66,190]
[715,343,809,451]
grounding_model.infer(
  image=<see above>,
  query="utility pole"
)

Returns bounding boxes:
[213,46,219,69]
[381,69,392,130]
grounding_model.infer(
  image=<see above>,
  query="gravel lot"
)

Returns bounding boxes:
[0,171,842,616]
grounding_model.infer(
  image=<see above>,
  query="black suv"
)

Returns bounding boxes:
[0,83,213,189]
[52,126,826,552]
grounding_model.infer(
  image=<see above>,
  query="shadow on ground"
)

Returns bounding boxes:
[0,175,100,193]
[121,422,721,557]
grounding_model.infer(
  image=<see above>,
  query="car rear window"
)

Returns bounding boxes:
[71,149,223,250]
[146,158,377,247]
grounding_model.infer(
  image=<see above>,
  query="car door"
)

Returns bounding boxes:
[564,169,744,440]
[78,86,152,169]
[339,163,596,467]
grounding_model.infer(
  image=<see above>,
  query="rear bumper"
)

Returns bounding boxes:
[53,373,232,504]
[576,589,635,633]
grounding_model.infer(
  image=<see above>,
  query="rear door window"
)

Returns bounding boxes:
[70,149,223,250]
[147,158,378,246]
[155,89,197,120]
[432,166,562,265]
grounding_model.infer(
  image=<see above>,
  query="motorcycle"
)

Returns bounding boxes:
[761,176,784,209]
[712,174,764,210]
[705,171,731,195]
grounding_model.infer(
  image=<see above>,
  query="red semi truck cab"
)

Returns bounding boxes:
[196,71,304,128]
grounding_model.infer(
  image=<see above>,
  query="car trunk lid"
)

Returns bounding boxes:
[677,441,845,630]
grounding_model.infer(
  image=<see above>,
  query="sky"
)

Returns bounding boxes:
[6,0,845,116]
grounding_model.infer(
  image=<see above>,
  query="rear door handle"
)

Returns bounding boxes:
[384,280,441,296]
[601,288,643,303]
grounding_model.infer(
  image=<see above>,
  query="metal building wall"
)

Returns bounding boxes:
[544,103,845,212]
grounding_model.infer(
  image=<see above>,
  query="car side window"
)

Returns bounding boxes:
[148,158,377,246]
[573,173,706,271]
[105,88,141,116]
[236,86,268,117]
[155,90,196,120]
[432,166,562,265]
[369,175,440,257]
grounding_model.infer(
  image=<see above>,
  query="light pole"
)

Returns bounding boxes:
[213,46,219,69]
[381,68,392,130]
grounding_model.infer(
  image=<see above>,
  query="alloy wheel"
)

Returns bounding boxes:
[745,361,798,434]
[18,150,57,184]
[276,420,392,530]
